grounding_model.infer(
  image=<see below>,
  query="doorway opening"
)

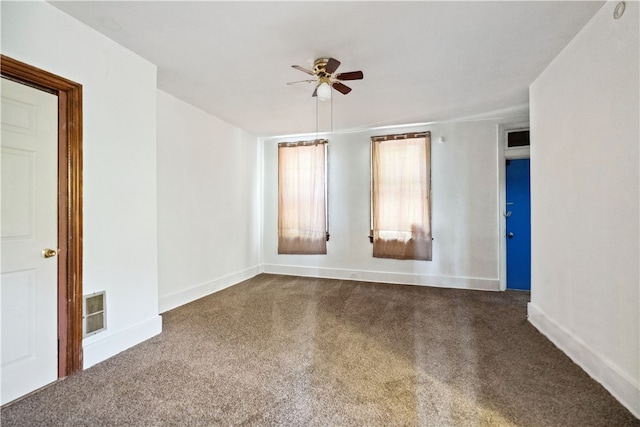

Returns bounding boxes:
[505,158,531,290]
[498,122,530,291]
[1,55,83,378]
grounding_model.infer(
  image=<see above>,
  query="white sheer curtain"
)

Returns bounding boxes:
[278,140,327,254]
[371,133,431,260]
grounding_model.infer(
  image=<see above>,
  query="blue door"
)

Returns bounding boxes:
[506,159,531,290]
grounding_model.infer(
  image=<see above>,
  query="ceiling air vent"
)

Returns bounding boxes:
[84,291,106,337]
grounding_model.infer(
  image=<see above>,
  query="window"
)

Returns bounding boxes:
[278,140,328,254]
[370,132,432,260]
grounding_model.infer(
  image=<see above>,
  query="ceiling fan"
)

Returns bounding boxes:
[287,57,364,99]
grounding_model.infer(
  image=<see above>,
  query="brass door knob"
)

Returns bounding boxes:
[41,248,57,258]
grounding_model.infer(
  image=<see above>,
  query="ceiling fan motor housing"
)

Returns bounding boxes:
[313,58,330,78]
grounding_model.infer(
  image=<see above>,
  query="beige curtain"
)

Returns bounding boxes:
[278,140,327,254]
[371,133,432,260]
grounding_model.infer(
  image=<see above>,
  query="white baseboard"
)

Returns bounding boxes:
[261,264,500,291]
[528,302,640,418]
[158,265,262,313]
[83,315,162,369]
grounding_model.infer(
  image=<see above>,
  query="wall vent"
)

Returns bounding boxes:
[506,130,530,148]
[83,291,106,337]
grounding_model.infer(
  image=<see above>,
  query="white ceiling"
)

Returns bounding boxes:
[50,1,603,137]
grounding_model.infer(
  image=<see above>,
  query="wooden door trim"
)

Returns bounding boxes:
[1,55,83,376]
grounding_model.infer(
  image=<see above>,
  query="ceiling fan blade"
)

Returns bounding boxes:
[325,57,341,74]
[312,86,318,97]
[292,65,315,76]
[335,71,363,81]
[332,82,352,95]
[286,79,317,85]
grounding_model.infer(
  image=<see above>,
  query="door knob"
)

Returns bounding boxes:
[508,232,514,239]
[41,248,57,258]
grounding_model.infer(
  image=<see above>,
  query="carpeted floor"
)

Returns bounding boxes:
[2,274,638,426]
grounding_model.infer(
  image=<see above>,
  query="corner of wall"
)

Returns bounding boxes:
[528,303,640,418]
[158,266,262,313]
[83,315,162,369]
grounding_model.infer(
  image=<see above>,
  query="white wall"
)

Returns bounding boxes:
[262,115,527,290]
[1,1,162,368]
[529,0,639,417]
[156,91,261,312]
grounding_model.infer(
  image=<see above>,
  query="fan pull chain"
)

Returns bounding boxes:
[330,91,333,133]
[314,90,333,137]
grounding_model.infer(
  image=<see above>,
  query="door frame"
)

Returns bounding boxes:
[1,55,83,377]
[498,122,529,291]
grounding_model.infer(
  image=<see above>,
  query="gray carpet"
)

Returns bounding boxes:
[2,274,638,426]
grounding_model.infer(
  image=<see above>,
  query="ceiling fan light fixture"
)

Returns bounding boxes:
[317,82,332,101]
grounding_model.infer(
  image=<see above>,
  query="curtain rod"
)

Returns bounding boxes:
[278,139,328,147]
[370,131,430,142]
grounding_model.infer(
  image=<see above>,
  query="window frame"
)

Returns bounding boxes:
[369,131,432,261]
[277,139,329,255]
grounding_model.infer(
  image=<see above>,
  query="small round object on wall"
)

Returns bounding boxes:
[614,1,625,19]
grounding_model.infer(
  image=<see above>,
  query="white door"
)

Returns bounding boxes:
[1,77,58,405]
